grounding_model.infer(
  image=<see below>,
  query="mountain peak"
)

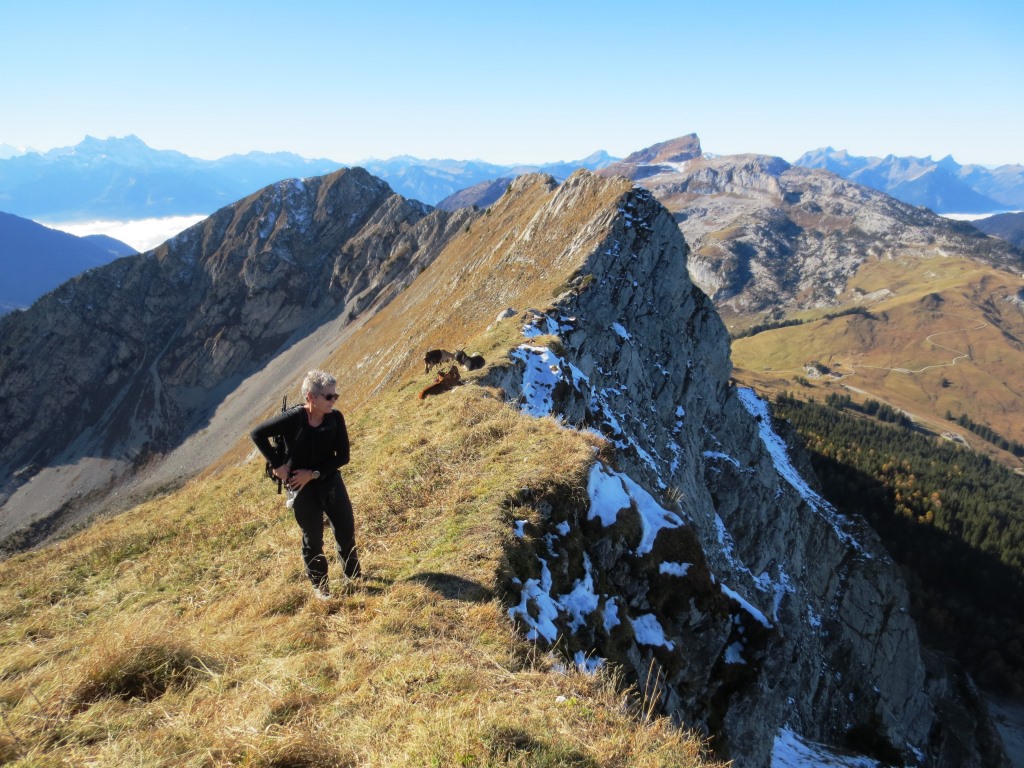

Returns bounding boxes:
[595,134,704,181]
[57,134,150,153]
[80,133,146,147]
[619,133,703,165]
[42,134,188,166]
[579,149,614,165]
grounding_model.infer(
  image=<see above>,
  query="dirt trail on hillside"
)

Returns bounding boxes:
[734,311,997,452]
[837,314,987,377]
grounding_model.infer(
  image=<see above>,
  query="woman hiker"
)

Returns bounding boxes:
[250,369,361,600]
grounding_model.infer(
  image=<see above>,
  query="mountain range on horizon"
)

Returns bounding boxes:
[796,146,1024,214]
[0,135,346,222]
[0,135,619,222]
[4,133,1023,317]
[2,135,1023,225]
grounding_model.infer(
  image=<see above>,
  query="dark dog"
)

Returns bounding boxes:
[455,349,485,371]
[424,348,456,373]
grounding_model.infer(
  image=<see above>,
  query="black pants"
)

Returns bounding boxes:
[291,471,360,586]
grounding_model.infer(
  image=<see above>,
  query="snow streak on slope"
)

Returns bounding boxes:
[771,729,878,767]
[736,387,865,553]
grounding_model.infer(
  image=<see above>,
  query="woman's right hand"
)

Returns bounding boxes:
[272,464,290,482]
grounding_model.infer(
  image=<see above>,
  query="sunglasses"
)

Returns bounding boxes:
[319,393,340,401]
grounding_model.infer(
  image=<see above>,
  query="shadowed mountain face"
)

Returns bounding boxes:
[0,212,136,313]
[974,211,1024,249]
[0,168,1008,766]
[435,176,514,212]
[0,168,472,538]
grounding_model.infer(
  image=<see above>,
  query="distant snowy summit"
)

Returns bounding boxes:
[0,143,32,160]
[794,146,1024,214]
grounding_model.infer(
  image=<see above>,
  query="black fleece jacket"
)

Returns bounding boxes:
[250,405,350,477]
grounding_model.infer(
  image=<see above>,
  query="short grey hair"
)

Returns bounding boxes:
[301,370,337,399]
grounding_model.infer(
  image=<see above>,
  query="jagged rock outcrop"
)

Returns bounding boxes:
[598,144,1024,319]
[480,172,1007,766]
[0,168,472,547]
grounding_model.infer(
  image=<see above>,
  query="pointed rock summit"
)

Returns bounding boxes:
[465,172,1003,767]
[601,133,703,180]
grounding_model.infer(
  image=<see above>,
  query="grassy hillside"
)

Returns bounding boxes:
[0,380,722,766]
[0,174,726,765]
[730,254,1024,469]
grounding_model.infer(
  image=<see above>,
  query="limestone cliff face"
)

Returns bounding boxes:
[601,133,704,180]
[0,168,470,544]
[483,174,1006,766]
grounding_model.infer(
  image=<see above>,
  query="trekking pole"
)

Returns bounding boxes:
[275,395,287,494]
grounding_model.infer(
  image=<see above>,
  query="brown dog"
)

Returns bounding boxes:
[418,365,462,399]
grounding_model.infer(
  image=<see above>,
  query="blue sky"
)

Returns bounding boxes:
[1,0,1022,166]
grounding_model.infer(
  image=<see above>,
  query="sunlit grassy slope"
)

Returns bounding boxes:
[0,175,725,766]
[730,253,1024,467]
[0,384,722,766]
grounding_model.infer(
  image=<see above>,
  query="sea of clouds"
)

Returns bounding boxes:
[45,215,208,252]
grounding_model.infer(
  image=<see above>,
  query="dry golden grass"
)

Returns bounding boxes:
[0,380,723,767]
[731,254,1024,467]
